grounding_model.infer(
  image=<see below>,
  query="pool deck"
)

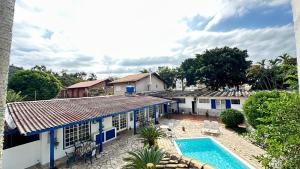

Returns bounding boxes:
[158,115,265,169]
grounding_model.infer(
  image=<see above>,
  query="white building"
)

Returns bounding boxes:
[140,90,251,117]
[3,95,170,169]
[111,73,166,95]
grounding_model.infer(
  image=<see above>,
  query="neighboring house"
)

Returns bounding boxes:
[62,79,113,98]
[3,95,171,169]
[139,89,251,117]
[110,73,166,95]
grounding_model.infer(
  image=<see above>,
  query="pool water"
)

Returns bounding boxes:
[175,138,251,169]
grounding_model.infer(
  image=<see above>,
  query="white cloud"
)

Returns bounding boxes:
[11,0,294,78]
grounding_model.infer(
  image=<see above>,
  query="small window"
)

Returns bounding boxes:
[156,84,158,88]
[199,99,209,103]
[130,112,133,121]
[174,98,185,103]
[231,99,240,104]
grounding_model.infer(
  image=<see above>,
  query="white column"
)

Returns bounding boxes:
[291,0,300,94]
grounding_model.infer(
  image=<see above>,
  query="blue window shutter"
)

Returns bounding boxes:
[211,99,216,109]
[225,99,231,109]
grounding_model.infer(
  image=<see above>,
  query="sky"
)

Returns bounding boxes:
[11,0,296,78]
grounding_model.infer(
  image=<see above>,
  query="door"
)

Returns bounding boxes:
[192,101,196,114]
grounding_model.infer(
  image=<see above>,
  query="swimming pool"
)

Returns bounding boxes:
[175,137,254,169]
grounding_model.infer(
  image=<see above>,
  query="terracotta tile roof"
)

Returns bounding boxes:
[110,73,150,84]
[67,79,107,89]
[7,95,170,135]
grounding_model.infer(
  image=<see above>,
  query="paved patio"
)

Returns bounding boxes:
[158,115,265,169]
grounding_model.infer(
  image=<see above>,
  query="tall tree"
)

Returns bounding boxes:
[0,0,16,165]
[139,68,150,73]
[87,73,97,81]
[184,47,251,90]
[9,70,62,101]
[157,66,176,89]
[180,58,199,86]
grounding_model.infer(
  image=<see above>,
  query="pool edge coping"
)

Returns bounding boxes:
[173,136,256,169]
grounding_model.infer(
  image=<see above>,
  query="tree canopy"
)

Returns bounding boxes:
[9,70,62,101]
[250,92,300,168]
[157,66,176,89]
[180,47,251,90]
[246,54,298,90]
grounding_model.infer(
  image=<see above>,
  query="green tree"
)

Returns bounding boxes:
[180,58,198,86]
[123,147,164,169]
[157,66,176,89]
[252,92,300,168]
[6,89,26,103]
[8,65,23,81]
[87,73,97,81]
[182,47,251,90]
[140,68,149,73]
[243,91,280,128]
[140,126,164,147]
[9,70,62,101]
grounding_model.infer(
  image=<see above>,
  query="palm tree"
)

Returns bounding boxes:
[0,0,16,165]
[140,126,164,147]
[123,147,164,169]
[6,90,26,103]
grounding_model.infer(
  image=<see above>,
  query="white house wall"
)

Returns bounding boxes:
[4,106,165,168]
[135,75,165,92]
[175,96,247,117]
[3,140,41,169]
[113,75,165,96]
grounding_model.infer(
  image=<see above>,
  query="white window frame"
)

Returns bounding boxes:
[64,122,90,149]
[112,114,128,132]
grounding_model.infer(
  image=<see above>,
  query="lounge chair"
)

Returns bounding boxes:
[210,121,221,135]
[201,121,221,135]
[201,120,211,133]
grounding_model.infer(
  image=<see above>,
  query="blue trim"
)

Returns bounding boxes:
[133,110,137,135]
[98,117,103,152]
[49,129,55,169]
[225,99,231,109]
[211,99,216,109]
[106,128,116,141]
[24,101,171,136]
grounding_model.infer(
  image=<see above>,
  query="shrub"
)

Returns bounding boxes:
[220,109,244,127]
[140,125,164,147]
[243,91,280,128]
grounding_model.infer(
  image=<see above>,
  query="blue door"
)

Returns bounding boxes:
[211,99,216,109]
[225,99,231,109]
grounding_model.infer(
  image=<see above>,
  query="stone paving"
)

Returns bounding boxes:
[158,117,265,169]
[61,131,143,169]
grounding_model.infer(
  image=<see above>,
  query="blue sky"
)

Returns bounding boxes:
[11,0,296,78]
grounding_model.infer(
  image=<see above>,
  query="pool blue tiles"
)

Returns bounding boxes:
[175,138,252,169]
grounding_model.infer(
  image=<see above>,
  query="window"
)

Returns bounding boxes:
[120,114,127,130]
[174,98,185,103]
[231,99,240,104]
[199,99,209,103]
[149,107,155,118]
[112,115,119,130]
[64,122,90,148]
[137,109,145,122]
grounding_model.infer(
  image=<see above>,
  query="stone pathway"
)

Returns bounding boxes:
[61,131,143,169]
[158,117,265,169]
